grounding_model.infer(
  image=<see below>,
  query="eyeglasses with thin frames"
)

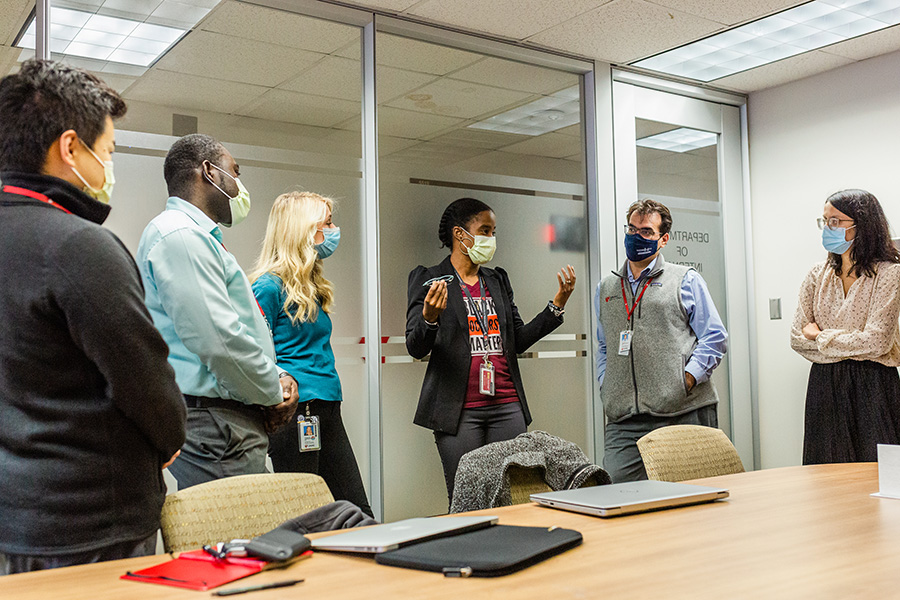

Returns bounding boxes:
[624,224,661,240]
[816,217,855,231]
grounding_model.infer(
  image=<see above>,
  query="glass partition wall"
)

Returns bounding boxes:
[16,0,752,519]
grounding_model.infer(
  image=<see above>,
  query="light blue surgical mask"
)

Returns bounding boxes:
[315,227,340,259]
[822,225,855,255]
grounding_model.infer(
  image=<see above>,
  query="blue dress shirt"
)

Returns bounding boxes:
[136,196,281,406]
[252,273,343,404]
[594,256,728,387]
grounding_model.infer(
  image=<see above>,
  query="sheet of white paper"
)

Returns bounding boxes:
[871,444,900,500]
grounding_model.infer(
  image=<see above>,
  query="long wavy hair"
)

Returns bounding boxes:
[250,191,335,323]
[826,189,900,278]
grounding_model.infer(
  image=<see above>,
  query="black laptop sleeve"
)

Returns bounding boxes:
[374,525,582,577]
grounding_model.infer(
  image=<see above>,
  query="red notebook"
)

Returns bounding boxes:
[121,550,269,591]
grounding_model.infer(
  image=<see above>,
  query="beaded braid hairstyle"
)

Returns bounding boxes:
[437,197,494,249]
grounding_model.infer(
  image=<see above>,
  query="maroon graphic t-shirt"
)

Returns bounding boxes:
[461,281,519,408]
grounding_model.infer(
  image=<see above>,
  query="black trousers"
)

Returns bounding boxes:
[1,533,156,575]
[434,402,527,507]
[268,399,373,517]
[803,360,900,464]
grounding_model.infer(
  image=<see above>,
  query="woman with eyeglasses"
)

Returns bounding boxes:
[406,197,576,505]
[250,191,372,516]
[791,189,900,464]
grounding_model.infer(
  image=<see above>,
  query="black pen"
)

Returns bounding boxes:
[211,579,304,596]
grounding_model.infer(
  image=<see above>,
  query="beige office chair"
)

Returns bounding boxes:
[507,465,553,505]
[160,473,334,553]
[637,425,745,482]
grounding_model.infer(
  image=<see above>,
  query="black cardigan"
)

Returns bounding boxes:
[0,172,186,555]
[406,255,563,434]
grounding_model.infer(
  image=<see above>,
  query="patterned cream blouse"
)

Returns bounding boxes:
[790,261,900,366]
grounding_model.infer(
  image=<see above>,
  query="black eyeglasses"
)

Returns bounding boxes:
[624,224,660,240]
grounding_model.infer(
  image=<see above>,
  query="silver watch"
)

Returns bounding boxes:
[548,301,565,318]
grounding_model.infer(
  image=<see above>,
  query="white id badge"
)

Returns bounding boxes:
[479,361,495,396]
[617,330,633,356]
[297,415,321,452]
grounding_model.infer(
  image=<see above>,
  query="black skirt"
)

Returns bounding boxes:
[803,360,900,464]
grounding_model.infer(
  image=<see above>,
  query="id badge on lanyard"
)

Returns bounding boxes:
[458,272,496,397]
[479,359,495,396]
[618,277,653,357]
[297,403,321,452]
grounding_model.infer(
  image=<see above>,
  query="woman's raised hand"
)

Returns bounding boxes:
[553,265,576,309]
[423,280,448,323]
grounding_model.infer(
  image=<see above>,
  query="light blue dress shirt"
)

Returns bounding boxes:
[594,256,728,388]
[136,196,281,406]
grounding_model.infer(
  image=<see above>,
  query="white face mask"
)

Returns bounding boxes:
[205,162,251,227]
[460,228,496,264]
[71,138,114,204]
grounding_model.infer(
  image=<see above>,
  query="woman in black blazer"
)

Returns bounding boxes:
[406,197,576,503]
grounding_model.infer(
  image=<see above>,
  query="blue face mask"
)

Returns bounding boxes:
[624,233,658,262]
[821,226,854,255]
[315,227,340,259]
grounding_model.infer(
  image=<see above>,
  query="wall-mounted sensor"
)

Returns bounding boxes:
[769,298,782,320]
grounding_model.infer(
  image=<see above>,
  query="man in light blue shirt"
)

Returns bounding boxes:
[137,134,298,489]
[594,199,728,482]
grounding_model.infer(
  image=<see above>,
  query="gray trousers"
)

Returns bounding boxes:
[168,406,269,490]
[603,404,718,483]
[1,533,156,575]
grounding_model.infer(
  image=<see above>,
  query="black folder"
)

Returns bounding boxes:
[374,524,582,577]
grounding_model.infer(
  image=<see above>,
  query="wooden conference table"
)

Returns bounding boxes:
[2,463,898,599]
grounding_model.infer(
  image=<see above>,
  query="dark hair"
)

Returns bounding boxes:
[164,133,226,197]
[438,197,493,248]
[826,189,900,278]
[0,59,126,173]
[626,198,673,235]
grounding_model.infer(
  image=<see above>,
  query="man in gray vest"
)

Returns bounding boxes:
[594,199,728,482]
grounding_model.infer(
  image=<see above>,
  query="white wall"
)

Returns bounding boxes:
[748,50,900,468]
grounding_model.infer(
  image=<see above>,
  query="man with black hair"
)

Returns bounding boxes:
[0,60,186,574]
[137,133,299,490]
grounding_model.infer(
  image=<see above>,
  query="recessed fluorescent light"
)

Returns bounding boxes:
[15,6,189,68]
[632,0,900,82]
[637,128,717,153]
[468,86,580,136]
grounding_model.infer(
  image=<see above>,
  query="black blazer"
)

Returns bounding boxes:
[406,255,563,434]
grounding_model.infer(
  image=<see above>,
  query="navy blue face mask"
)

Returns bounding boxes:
[624,233,658,262]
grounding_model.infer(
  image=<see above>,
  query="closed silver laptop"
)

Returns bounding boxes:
[310,515,499,553]
[531,480,729,517]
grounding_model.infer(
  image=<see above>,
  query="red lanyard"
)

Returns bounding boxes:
[2,185,73,214]
[621,277,653,321]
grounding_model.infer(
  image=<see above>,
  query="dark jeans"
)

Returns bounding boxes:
[603,404,718,483]
[168,405,269,490]
[1,533,157,575]
[434,402,527,506]
[268,400,373,517]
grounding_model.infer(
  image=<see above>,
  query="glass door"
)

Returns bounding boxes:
[611,81,754,467]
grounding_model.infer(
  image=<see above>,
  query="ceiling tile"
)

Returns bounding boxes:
[645,0,806,26]
[820,23,900,62]
[713,49,854,93]
[449,57,579,94]
[377,34,482,74]
[378,105,465,139]
[93,71,138,93]
[640,152,713,175]
[380,140,491,166]
[152,30,321,87]
[98,0,161,19]
[500,132,583,158]
[555,124,582,138]
[0,0,34,46]
[409,0,609,41]
[374,134,420,155]
[200,1,360,53]
[377,66,437,102]
[122,69,268,113]
[385,77,532,119]
[329,0,422,10]
[282,55,361,101]
[528,0,723,64]
[0,44,20,76]
[429,127,529,150]
[150,0,210,28]
[240,89,360,128]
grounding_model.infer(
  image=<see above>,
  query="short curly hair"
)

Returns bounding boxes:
[626,198,673,235]
[0,59,126,172]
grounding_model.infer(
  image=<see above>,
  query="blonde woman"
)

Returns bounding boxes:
[251,191,371,516]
